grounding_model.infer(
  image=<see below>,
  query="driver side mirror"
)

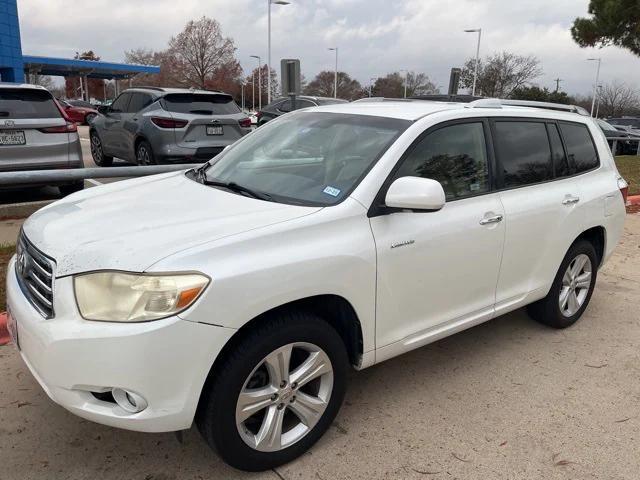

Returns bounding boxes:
[385,176,446,211]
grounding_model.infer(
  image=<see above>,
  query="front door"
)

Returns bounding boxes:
[370,120,505,350]
[102,92,131,157]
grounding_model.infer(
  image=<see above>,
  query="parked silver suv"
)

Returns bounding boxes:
[0,83,84,195]
[89,87,251,166]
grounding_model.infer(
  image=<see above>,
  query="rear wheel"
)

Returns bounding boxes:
[59,181,84,196]
[90,131,113,167]
[527,240,598,329]
[196,312,348,471]
[136,140,156,165]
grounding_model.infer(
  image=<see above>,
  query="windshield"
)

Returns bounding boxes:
[202,112,409,206]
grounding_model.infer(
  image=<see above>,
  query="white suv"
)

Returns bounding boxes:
[6,99,627,471]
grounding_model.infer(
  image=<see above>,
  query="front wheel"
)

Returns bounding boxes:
[196,312,348,471]
[527,239,598,329]
[90,131,113,167]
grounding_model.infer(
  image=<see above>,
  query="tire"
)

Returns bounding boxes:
[527,239,598,329]
[59,181,84,196]
[136,140,156,166]
[196,311,348,471]
[90,131,113,167]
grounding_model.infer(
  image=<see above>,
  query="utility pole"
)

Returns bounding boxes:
[587,58,602,117]
[554,78,562,92]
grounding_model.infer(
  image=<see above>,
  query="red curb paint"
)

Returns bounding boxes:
[0,312,9,346]
[627,195,640,206]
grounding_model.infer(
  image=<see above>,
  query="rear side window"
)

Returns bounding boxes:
[559,123,599,174]
[493,121,553,188]
[393,122,490,200]
[162,94,241,115]
[547,124,570,177]
[0,89,61,119]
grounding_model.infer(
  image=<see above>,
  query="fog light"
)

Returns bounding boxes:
[112,388,148,413]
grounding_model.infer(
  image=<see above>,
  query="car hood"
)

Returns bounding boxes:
[23,172,322,276]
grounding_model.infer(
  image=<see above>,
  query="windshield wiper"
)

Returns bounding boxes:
[202,178,273,201]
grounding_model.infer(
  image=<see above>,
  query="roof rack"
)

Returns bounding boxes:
[467,98,502,109]
[125,86,165,91]
[352,97,414,103]
[500,99,589,116]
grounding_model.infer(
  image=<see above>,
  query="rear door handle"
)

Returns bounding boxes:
[479,214,503,225]
[562,195,580,205]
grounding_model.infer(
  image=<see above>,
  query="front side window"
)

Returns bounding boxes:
[392,122,490,200]
[559,122,599,174]
[494,121,553,188]
[202,112,409,206]
[110,93,131,113]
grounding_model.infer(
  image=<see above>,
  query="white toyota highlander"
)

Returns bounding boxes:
[6,99,627,471]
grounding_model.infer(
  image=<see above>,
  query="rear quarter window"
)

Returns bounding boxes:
[0,89,62,119]
[162,94,241,115]
[559,122,600,174]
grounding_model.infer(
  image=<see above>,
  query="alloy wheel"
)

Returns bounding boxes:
[90,135,103,164]
[235,342,334,452]
[137,145,150,165]
[559,253,592,317]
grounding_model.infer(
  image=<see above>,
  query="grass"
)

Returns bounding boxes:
[0,244,16,312]
[615,156,640,196]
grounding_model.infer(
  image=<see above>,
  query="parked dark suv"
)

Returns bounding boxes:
[89,87,251,166]
[257,95,348,126]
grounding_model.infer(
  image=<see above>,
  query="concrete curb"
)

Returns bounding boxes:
[0,200,52,221]
[0,312,9,346]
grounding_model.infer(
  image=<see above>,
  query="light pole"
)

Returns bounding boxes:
[400,69,408,98]
[369,77,377,97]
[241,82,245,111]
[587,57,602,117]
[251,71,255,110]
[595,84,603,118]
[268,0,290,105]
[328,47,338,98]
[250,55,262,111]
[464,28,482,96]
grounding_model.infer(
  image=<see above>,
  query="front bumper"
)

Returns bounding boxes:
[6,256,235,432]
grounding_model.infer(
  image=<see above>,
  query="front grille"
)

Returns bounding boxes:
[15,231,55,319]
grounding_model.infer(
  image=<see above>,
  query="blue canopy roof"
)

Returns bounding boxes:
[22,55,160,80]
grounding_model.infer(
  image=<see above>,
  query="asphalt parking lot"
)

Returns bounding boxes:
[0,212,639,479]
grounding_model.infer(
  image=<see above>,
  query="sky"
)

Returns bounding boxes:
[15,0,640,96]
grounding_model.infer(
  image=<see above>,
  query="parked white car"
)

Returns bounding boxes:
[6,99,627,471]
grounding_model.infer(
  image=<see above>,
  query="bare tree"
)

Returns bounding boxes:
[597,81,640,118]
[304,71,363,100]
[405,71,438,96]
[460,51,543,98]
[168,16,236,89]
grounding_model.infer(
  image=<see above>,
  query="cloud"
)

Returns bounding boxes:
[15,0,640,95]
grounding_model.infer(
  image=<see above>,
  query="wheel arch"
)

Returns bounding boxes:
[573,225,606,267]
[195,294,364,416]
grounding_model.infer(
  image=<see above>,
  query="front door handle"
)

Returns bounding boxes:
[479,214,503,225]
[562,195,580,206]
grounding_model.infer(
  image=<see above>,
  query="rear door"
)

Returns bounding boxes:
[0,87,70,171]
[493,119,584,310]
[120,92,153,160]
[162,93,245,148]
[101,92,131,156]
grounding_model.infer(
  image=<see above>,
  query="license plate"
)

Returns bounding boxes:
[0,130,26,146]
[206,125,223,136]
[6,307,19,350]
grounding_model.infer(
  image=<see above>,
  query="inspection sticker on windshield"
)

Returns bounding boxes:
[323,186,341,197]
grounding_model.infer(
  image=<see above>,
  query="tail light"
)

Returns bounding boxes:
[239,117,251,128]
[151,117,188,129]
[54,99,74,123]
[618,176,629,204]
[256,111,262,119]
[39,122,77,133]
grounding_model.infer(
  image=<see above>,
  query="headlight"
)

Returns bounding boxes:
[74,271,210,322]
